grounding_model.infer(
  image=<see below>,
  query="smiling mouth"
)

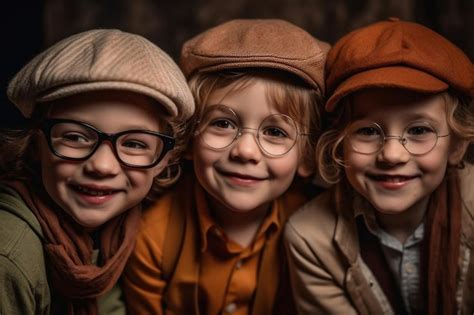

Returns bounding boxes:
[368,174,418,182]
[71,184,119,196]
[221,171,265,181]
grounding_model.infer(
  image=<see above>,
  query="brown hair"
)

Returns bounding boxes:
[0,99,186,204]
[187,69,322,175]
[317,91,474,184]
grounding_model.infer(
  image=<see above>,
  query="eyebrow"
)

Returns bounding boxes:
[353,110,443,123]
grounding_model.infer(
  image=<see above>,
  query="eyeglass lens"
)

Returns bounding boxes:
[347,121,442,155]
[196,105,299,156]
[48,121,166,167]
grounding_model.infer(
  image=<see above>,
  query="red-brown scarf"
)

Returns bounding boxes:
[357,170,462,314]
[425,169,462,315]
[8,180,141,315]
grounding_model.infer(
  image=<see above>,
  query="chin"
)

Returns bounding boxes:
[68,211,106,229]
[225,204,256,214]
[370,201,411,215]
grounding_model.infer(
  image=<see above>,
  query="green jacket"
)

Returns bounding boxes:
[0,185,125,315]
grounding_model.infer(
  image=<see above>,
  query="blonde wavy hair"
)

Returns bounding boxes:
[187,69,323,176]
[316,91,474,184]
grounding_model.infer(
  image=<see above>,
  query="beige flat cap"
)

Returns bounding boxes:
[180,19,330,95]
[8,29,194,119]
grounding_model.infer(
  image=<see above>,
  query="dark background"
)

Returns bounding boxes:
[2,0,473,128]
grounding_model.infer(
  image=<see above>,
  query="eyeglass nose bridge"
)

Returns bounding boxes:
[383,134,408,146]
[232,126,262,147]
[380,134,410,153]
[235,126,259,139]
[88,130,121,156]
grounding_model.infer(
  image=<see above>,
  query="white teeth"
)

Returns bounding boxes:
[373,175,410,182]
[75,185,113,196]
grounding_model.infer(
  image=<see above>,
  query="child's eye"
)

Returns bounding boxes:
[262,127,288,138]
[121,140,148,150]
[355,127,380,137]
[406,125,435,136]
[61,132,91,143]
[210,118,237,130]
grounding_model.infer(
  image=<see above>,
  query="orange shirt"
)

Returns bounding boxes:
[196,183,279,315]
[123,176,309,315]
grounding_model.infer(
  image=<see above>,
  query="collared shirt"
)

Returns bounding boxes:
[123,176,297,315]
[195,184,280,315]
[354,196,426,315]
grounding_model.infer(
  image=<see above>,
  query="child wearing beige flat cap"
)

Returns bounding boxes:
[0,29,194,315]
[123,19,329,315]
[285,18,474,315]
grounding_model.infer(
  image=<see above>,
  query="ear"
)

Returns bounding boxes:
[297,163,313,178]
[448,139,469,166]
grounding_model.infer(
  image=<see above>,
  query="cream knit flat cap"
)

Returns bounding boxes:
[7,29,194,119]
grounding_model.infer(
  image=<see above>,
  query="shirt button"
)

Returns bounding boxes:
[405,263,414,274]
[235,260,243,269]
[224,302,237,314]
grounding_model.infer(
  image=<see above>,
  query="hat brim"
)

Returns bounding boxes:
[196,61,323,93]
[325,66,449,112]
[37,81,179,117]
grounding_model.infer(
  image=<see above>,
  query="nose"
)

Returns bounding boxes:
[229,129,262,163]
[377,136,410,165]
[84,142,121,177]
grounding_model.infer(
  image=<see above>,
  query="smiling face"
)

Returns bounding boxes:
[191,78,306,217]
[39,90,168,229]
[343,88,460,218]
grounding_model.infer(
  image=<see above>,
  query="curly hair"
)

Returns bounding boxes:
[187,69,323,175]
[316,91,474,184]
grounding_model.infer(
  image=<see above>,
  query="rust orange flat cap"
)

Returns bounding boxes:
[325,18,474,111]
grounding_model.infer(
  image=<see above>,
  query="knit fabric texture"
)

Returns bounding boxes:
[8,29,194,119]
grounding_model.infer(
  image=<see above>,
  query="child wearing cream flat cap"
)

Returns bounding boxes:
[0,29,194,315]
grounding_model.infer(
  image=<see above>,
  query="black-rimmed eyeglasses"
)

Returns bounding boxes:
[40,119,175,168]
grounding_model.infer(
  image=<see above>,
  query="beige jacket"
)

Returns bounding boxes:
[284,164,474,315]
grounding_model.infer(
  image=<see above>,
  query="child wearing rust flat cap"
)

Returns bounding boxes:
[123,19,329,314]
[0,29,194,315]
[285,18,474,315]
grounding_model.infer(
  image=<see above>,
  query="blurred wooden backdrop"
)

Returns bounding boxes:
[2,0,473,126]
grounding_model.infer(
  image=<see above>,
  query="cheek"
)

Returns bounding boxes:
[415,151,449,180]
[192,141,219,169]
[269,152,299,181]
[192,148,217,189]
[39,153,78,208]
[342,149,372,188]
[126,169,155,191]
[343,146,370,172]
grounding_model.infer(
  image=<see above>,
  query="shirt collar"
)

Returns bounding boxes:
[194,182,280,253]
[353,191,425,245]
[353,192,380,234]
